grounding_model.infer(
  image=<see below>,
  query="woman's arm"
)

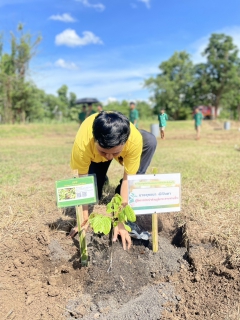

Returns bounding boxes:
[112,171,132,250]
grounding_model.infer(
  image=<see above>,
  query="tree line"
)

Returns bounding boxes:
[145,33,240,120]
[1,25,240,123]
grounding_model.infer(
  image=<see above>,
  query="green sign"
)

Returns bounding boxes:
[55,175,97,208]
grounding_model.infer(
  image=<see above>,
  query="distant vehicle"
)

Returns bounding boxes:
[193,106,217,119]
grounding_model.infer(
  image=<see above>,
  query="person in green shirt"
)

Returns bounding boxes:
[78,105,87,125]
[158,109,168,139]
[86,104,96,117]
[129,102,139,128]
[194,107,203,140]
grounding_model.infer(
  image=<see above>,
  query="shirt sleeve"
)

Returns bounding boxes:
[123,144,142,174]
[70,113,98,174]
[70,141,91,174]
[122,128,143,174]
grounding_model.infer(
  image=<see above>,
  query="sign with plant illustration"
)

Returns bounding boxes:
[55,175,97,208]
[128,173,181,215]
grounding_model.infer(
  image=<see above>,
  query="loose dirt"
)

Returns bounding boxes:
[0,207,239,320]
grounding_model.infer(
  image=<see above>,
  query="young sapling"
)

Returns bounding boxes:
[88,194,136,236]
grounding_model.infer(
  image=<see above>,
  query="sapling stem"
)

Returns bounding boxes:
[88,194,136,270]
[107,227,114,273]
[76,205,88,266]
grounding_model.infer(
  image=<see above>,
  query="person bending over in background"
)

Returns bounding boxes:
[194,107,203,140]
[69,111,157,250]
[129,102,139,128]
[158,109,168,139]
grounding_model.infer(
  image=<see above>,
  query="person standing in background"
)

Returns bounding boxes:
[86,104,96,117]
[129,102,139,128]
[158,109,168,139]
[194,107,203,140]
[97,104,103,112]
[78,105,87,125]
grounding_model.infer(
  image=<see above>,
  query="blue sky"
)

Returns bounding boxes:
[1,0,240,103]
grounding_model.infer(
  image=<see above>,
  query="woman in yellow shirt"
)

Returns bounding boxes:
[70,111,157,250]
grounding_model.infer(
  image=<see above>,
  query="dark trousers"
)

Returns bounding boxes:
[88,129,157,199]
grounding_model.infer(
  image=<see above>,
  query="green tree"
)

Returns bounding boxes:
[103,99,153,122]
[197,33,240,114]
[0,24,42,123]
[69,92,77,108]
[68,91,78,121]
[136,100,153,120]
[221,87,240,120]
[57,84,71,118]
[57,84,68,105]
[145,51,194,120]
[104,101,122,113]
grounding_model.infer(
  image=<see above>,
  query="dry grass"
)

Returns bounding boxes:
[0,119,240,267]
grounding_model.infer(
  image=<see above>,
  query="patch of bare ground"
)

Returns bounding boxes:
[0,199,239,320]
[1,123,240,319]
[0,161,240,320]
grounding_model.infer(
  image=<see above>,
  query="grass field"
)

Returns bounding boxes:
[0,119,240,268]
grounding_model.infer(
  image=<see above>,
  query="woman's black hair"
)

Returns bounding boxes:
[93,111,130,149]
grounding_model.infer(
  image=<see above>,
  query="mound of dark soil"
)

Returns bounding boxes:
[0,212,239,320]
[65,233,188,320]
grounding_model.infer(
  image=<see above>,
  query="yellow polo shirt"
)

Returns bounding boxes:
[70,113,143,175]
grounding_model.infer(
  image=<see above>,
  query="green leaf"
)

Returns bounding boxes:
[113,221,118,227]
[123,223,131,232]
[113,194,122,205]
[106,203,112,211]
[123,205,136,222]
[113,203,119,212]
[89,214,112,235]
[88,212,97,221]
[117,210,125,223]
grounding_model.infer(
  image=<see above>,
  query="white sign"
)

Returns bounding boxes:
[128,173,181,215]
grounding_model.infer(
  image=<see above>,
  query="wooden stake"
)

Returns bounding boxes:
[72,170,88,267]
[76,205,88,266]
[152,213,158,253]
[151,168,159,253]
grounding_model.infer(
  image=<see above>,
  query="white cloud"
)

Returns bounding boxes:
[55,59,78,70]
[55,29,103,47]
[104,97,118,105]
[31,62,159,101]
[138,0,151,9]
[190,36,209,64]
[49,13,76,23]
[75,0,105,11]
[190,26,240,64]
[219,26,240,49]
